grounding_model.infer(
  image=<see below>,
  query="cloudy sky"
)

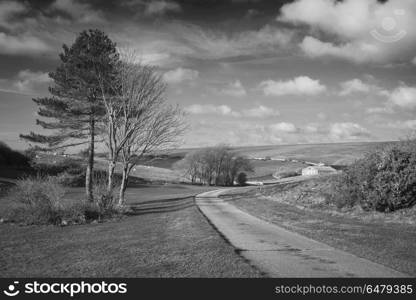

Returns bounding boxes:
[1,0,416,149]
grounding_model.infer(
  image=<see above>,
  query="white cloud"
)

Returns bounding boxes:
[329,122,370,140]
[279,0,416,64]
[0,33,51,56]
[0,1,27,29]
[339,78,372,96]
[144,0,181,15]
[163,68,199,84]
[269,122,298,133]
[386,120,416,130]
[172,23,293,60]
[299,36,380,64]
[50,0,105,23]
[0,69,51,95]
[137,52,172,66]
[366,106,394,114]
[185,104,280,118]
[185,104,241,117]
[259,76,326,96]
[388,86,416,109]
[241,105,280,118]
[220,80,247,97]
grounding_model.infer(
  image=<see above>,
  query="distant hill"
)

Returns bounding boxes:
[228,141,395,166]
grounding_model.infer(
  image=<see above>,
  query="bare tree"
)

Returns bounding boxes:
[102,51,186,205]
[178,146,252,186]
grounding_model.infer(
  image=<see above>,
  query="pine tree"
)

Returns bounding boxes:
[21,29,119,202]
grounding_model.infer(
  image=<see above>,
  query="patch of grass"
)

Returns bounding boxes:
[228,191,416,276]
[61,184,220,206]
[246,159,306,179]
[0,206,262,277]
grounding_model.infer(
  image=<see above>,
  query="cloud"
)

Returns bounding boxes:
[339,78,372,96]
[388,86,416,109]
[366,106,394,114]
[0,70,51,95]
[50,0,105,23]
[136,52,173,66]
[259,76,326,96]
[0,1,27,29]
[185,104,280,118]
[171,23,293,60]
[0,33,51,56]
[299,36,380,64]
[241,105,280,118]
[219,80,247,97]
[185,104,241,117]
[144,0,182,15]
[163,68,199,84]
[386,120,416,130]
[413,57,416,65]
[279,0,416,64]
[269,122,298,133]
[329,122,370,140]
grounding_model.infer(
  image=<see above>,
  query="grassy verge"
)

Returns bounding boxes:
[0,206,262,277]
[62,184,221,206]
[227,190,416,276]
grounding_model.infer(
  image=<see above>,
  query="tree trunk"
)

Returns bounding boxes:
[118,163,129,206]
[85,117,95,202]
[107,160,116,193]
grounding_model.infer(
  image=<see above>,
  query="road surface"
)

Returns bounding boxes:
[196,189,407,277]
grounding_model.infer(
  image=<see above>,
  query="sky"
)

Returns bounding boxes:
[1,0,416,150]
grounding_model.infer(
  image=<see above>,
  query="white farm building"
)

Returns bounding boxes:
[301,165,337,176]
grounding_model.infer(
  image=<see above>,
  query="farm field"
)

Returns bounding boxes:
[0,205,262,277]
[139,141,395,182]
[246,159,307,180]
[230,141,393,165]
[15,141,395,185]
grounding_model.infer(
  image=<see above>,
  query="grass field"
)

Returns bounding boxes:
[230,141,393,165]
[226,184,416,276]
[0,206,262,277]
[61,184,220,205]
[246,159,307,180]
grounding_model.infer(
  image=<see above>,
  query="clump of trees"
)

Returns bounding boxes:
[20,29,186,207]
[330,139,416,212]
[177,145,252,186]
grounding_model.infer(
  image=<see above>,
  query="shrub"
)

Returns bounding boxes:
[5,175,66,224]
[237,172,247,186]
[330,142,416,212]
[92,171,120,215]
[3,175,121,225]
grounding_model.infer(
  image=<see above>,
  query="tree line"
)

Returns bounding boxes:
[20,29,185,205]
[177,145,253,186]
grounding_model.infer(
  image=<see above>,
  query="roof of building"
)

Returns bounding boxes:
[303,165,337,172]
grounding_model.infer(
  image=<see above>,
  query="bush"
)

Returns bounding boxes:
[4,175,66,224]
[3,175,121,225]
[92,171,120,214]
[237,172,247,186]
[330,142,416,212]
